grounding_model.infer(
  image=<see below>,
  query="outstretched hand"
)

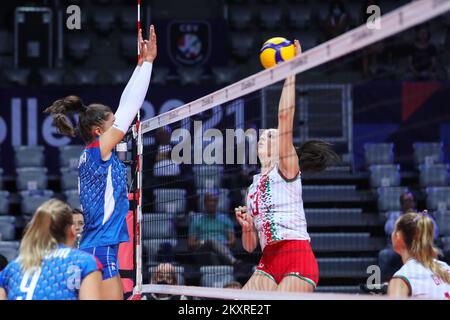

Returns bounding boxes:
[138,25,157,65]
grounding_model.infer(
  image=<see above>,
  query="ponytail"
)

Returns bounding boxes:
[19,199,73,272]
[297,140,340,173]
[413,214,450,284]
[44,95,112,144]
[44,95,86,137]
[396,212,450,284]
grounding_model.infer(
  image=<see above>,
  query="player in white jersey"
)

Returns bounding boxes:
[388,211,450,299]
[235,40,339,293]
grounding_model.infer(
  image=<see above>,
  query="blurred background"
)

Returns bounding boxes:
[0,0,450,295]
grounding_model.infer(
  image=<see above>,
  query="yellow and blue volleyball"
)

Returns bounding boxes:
[259,37,297,69]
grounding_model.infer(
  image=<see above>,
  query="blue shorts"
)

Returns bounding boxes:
[81,245,120,280]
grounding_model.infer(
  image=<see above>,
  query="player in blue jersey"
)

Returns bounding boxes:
[44,26,157,299]
[0,199,102,300]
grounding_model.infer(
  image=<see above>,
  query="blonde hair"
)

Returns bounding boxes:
[394,212,450,284]
[19,199,73,272]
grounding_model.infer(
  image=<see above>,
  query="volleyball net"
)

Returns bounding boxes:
[128,0,450,300]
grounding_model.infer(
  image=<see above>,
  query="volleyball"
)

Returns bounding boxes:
[259,37,298,69]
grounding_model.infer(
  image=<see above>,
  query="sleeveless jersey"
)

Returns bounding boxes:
[78,138,129,248]
[0,245,101,300]
[393,258,450,299]
[247,166,310,251]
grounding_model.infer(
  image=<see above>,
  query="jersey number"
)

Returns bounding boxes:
[18,268,42,300]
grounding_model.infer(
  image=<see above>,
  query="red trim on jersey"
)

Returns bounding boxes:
[392,276,412,296]
[86,140,100,149]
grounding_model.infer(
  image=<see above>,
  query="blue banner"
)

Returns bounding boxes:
[0,85,259,175]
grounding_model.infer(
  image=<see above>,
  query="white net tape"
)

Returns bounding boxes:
[142,284,416,300]
[134,0,450,299]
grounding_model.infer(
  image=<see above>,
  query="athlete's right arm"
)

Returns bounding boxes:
[99,25,157,160]
[79,270,102,300]
[117,29,146,106]
[235,206,258,253]
[277,40,301,180]
[0,288,6,300]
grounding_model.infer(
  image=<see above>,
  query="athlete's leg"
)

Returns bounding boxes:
[87,245,124,300]
[101,275,124,300]
[242,271,277,291]
[277,275,315,293]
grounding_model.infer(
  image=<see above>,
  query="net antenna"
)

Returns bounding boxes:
[131,0,144,297]
[131,0,450,299]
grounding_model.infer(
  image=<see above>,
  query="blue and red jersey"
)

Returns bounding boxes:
[78,138,130,248]
[0,245,101,300]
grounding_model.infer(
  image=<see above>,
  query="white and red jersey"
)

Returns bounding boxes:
[247,165,310,251]
[393,258,450,299]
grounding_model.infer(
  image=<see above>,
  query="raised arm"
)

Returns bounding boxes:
[278,40,301,179]
[117,29,148,107]
[118,66,141,107]
[99,25,157,160]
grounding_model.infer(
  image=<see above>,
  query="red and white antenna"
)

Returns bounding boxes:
[137,0,141,63]
[134,0,143,298]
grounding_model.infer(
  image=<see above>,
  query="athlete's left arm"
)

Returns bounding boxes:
[387,278,410,298]
[278,40,301,180]
[99,25,157,161]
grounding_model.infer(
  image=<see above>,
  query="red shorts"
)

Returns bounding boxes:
[255,240,319,288]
